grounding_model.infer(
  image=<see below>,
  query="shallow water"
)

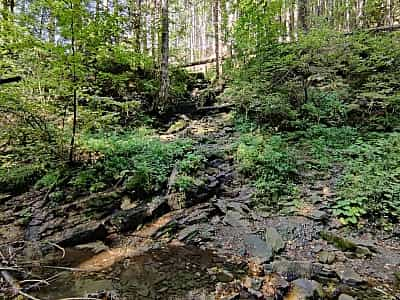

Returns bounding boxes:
[34,245,245,299]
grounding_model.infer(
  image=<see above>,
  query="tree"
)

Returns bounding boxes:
[213,0,220,81]
[158,0,169,111]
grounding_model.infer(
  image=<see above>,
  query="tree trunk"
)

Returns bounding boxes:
[298,0,308,32]
[133,0,142,52]
[69,1,78,163]
[213,0,220,81]
[158,0,169,111]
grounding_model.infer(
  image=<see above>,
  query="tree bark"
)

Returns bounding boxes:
[158,0,169,111]
[298,0,308,32]
[213,0,220,81]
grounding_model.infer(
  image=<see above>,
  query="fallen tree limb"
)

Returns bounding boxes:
[0,76,22,85]
[0,264,21,295]
[196,103,234,113]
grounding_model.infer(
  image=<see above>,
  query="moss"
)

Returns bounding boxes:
[320,231,357,251]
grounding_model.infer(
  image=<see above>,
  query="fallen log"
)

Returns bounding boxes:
[195,103,234,114]
[0,76,22,85]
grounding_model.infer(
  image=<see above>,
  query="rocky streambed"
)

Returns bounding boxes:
[1,112,400,299]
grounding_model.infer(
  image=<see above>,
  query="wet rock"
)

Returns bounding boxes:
[55,222,108,247]
[75,241,109,254]
[244,234,273,264]
[336,268,364,285]
[265,227,285,254]
[269,260,313,281]
[317,251,335,264]
[109,205,147,232]
[286,279,324,300]
[338,294,355,300]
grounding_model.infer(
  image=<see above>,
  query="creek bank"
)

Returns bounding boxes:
[1,112,400,299]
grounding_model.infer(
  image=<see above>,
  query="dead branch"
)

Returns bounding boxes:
[44,241,66,258]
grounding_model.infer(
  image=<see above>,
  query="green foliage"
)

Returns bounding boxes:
[177,152,206,174]
[35,169,61,189]
[173,175,196,193]
[225,28,400,130]
[65,129,195,196]
[0,163,44,193]
[333,133,400,225]
[298,125,359,169]
[235,133,298,204]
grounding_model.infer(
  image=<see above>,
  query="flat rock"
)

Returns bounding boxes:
[223,211,251,228]
[286,279,324,300]
[75,241,109,254]
[269,260,313,281]
[177,224,201,241]
[336,268,364,285]
[338,294,355,300]
[244,234,273,264]
[265,227,285,254]
[318,251,335,264]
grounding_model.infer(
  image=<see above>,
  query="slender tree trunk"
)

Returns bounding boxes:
[298,0,308,32]
[95,0,100,19]
[213,0,220,81]
[133,0,142,52]
[48,11,56,43]
[69,0,78,163]
[158,0,169,111]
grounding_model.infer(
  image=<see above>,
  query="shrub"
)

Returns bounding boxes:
[333,133,400,226]
[0,163,43,193]
[235,133,299,204]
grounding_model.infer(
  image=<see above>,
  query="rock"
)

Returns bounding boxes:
[223,211,251,228]
[338,294,355,300]
[120,196,138,210]
[167,119,188,134]
[58,222,108,247]
[247,288,263,298]
[350,238,379,253]
[85,191,121,214]
[317,251,335,264]
[75,241,108,254]
[285,279,324,300]
[216,270,235,283]
[109,205,147,232]
[265,227,285,254]
[309,210,328,222]
[261,273,290,298]
[336,268,364,285]
[355,246,372,258]
[242,276,263,290]
[320,231,357,251]
[243,234,273,264]
[269,260,313,281]
[177,224,201,241]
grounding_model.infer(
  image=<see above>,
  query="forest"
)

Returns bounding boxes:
[1,0,400,299]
